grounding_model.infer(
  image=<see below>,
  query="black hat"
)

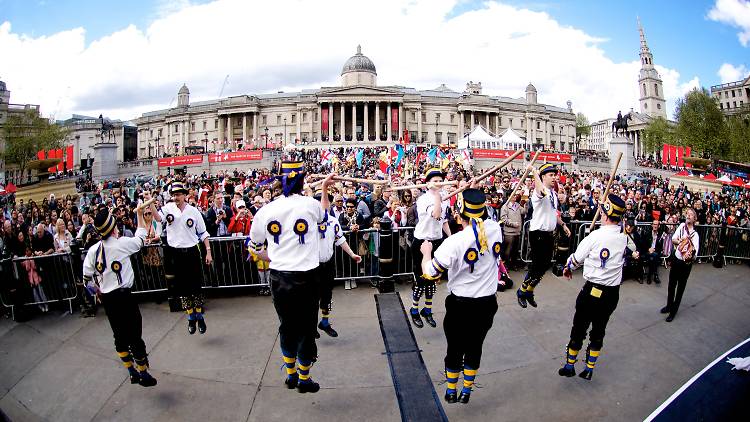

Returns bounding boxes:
[456,188,487,220]
[170,182,189,195]
[539,163,558,176]
[94,208,116,238]
[424,167,445,183]
[602,193,626,220]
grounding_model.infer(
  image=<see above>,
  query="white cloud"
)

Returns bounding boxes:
[708,0,750,47]
[0,0,698,123]
[718,62,750,83]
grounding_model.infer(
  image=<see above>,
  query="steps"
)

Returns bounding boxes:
[16,180,78,203]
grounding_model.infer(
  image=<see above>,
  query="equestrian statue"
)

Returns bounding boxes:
[612,111,632,136]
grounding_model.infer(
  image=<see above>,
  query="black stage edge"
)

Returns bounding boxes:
[375,292,449,422]
[645,337,750,422]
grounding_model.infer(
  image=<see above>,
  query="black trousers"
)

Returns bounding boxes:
[317,259,335,312]
[164,245,205,310]
[527,230,554,283]
[411,237,443,286]
[666,258,693,316]
[443,293,498,370]
[568,281,620,351]
[101,288,147,359]
[646,252,661,277]
[270,268,319,363]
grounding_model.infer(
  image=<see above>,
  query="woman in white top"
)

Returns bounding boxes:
[384,197,407,229]
[662,208,699,322]
[53,218,73,253]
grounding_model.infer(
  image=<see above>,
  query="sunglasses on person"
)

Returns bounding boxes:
[346,205,355,209]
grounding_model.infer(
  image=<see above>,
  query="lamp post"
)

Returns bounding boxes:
[264,127,269,149]
[204,132,208,154]
[155,136,160,158]
[435,115,439,145]
[283,117,287,146]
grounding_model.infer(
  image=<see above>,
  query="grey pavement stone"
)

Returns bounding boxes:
[25,309,92,342]
[0,316,15,338]
[0,325,60,393]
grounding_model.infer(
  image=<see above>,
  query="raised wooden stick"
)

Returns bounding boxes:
[443,148,525,200]
[502,150,540,209]
[309,175,388,188]
[135,197,156,212]
[390,180,458,192]
[588,151,623,231]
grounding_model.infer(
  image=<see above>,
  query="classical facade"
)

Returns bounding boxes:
[134,45,576,157]
[0,80,42,184]
[586,20,669,156]
[711,76,750,116]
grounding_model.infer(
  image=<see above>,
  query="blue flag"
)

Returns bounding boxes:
[355,149,364,168]
[427,147,438,164]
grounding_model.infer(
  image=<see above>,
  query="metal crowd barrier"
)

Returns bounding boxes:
[723,226,750,262]
[204,236,265,288]
[0,252,78,320]
[331,226,417,284]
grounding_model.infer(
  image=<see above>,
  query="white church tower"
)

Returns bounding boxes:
[638,18,667,118]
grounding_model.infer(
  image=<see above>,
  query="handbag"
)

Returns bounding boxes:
[677,226,695,262]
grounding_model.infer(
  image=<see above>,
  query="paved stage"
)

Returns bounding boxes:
[1,263,748,422]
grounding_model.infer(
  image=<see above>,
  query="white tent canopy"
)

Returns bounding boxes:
[499,127,525,151]
[458,125,499,149]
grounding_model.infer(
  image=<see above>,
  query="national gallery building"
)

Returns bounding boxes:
[134,46,576,157]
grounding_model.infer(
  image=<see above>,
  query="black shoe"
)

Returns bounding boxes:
[637,277,643,284]
[188,319,197,335]
[296,379,320,393]
[138,372,158,387]
[579,370,592,380]
[444,391,458,403]
[646,277,652,285]
[666,314,675,322]
[527,293,537,308]
[558,366,576,377]
[660,306,670,314]
[129,373,141,384]
[197,318,207,334]
[410,311,424,328]
[285,375,298,389]
[654,274,661,284]
[516,289,528,308]
[459,391,471,404]
[318,322,339,337]
[420,309,437,328]
[500,273,514,290]
[497,283,506,292]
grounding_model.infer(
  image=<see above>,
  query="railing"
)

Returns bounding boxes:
[0,252,78,320]
[332,227,417,283]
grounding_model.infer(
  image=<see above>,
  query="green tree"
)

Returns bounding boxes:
[575,112,591,152]
[727,109,750,163]
[674,88,728,158]
[2,110,68,178]
[642,116,674,155]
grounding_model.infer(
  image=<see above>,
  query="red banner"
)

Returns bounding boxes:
[391,107,399,136]
[66,145,74,170]
[670,145,677,166]
[208,150,263,163]
[472,149,571,163]
[322,108,329,134]
[158,154,205,168]
[37,150,45,160]
[47,150,56,173]
[677,146,684,167]
[662,144,668,165]
[684,147,691,168]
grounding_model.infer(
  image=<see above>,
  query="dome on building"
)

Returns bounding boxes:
[525,83,537,93]
[178,84,190,95]
[341,45,377,75]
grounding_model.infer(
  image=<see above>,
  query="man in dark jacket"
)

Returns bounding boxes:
[205,192,233,237]
[641,219,664,284]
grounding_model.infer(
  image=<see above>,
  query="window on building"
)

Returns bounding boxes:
[421,113,426,123]
[314,112,318,121]
[435,113,441,123]
[436,132,442,143]
[536,121,541,130]
[509,118,513,127]
[277,115,281,125]
[725,92,729,98]
[158,129,162,137]
[203,121,207,131]
[720,103,724,109]
[447,133,456,142]
[214,119,218,129]
[409,131,418,142]
[657,103,662,110]
[734,101,737,108]
[302,112,307,123]
[550,140,556,150]
[732,90,736,97]
[174,124,179,132]
[191,122,195,132]
[552,124,555,132]
[560,143,565,151]
[291,114,296,124]
[262,115,267,125]
[450,114,455,123]
[644,103,648,109]
[412,112,417,121]
[149,129,153,137]
[654,83,658,96]
[643,83,646,96]
[741,101,744,106]
[421,132,427,142]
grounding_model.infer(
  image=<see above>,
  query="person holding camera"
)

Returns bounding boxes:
[206,191,233,237]
[228,200,252,236]
[662,208,699,322]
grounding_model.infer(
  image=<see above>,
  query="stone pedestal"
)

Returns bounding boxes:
[92,143,118,182]
[609,135,634,175]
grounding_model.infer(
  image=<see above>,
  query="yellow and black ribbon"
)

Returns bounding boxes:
[267,221,282,244]
[110,260,123,286]
[294,219,309,244]
[463,248,479,273]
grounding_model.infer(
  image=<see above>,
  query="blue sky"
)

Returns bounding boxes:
[0,0,747,120]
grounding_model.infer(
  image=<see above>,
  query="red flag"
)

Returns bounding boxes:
[66,145,74,170]
[669,145,677,166]
[48,150,56,173]
[677,147,684,167]
[684,147,692,168]
[37,150,45,160]
[56,149,64,172]
[662,144,668,165]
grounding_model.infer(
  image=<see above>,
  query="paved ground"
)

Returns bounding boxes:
[1,263,748,422]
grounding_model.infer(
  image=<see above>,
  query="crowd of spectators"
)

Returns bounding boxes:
[2,146,749,319]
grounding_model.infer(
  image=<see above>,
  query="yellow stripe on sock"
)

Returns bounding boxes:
[117,351,130,358]
[282,356,296,364]
[447,382,457,390]
[298,373,310,381]
[286,367,297,375]
[136,364,148,372]
[123,361,133,368]
[463,380,474,388]
[195,307,202,313]
[297,363,311,371]
[446,371,460,378]
[464,369,477,377]
[589,350,601,357]
[186,308,194,314]
[526,284,535,292]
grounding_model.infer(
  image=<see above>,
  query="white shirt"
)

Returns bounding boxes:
[159,202,209,248]
[671,223,699,261]
[82,228,147,294]
[249,194,325,272]
[318,212,346,263]
[414,190,449,241]
[423,220,503,298]
[567,224,636,287]
[529,187,558,232]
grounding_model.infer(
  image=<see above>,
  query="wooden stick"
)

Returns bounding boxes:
[390,180,458,192]
[135,198,156,212]
[588,152,623,231]
[442,148,525,200]
[309,175,388,188]
[502,150,540,210]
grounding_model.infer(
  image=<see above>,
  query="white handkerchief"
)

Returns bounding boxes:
[726,356,750,371]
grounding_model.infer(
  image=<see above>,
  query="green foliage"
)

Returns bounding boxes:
[2,110,68,177]
[575,112,590,151]
[642,116,674,154]
[726,110,750,163]
[674,88,728,158]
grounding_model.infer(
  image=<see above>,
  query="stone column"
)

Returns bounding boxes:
[218,117,225,147]
[387,103,392,141]
[253,113,258,146]
[375,102,381,141]
[485,113,489,130]
[296,110,301,142]
[316,103,321,141]
[364,102,369,141]
[398,104,403,141]
[495,114,500,134]
[226,115,232,149]
[242,114,248,145]
[457,112,462,140]
[352,101,357,141]
[328,103,334,141]
[418,109,423,143]
[470,111,474,131]
[340,102,345,140]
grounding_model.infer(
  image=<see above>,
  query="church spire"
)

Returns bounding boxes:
[636,18,666,119]
[638,16,654,68]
